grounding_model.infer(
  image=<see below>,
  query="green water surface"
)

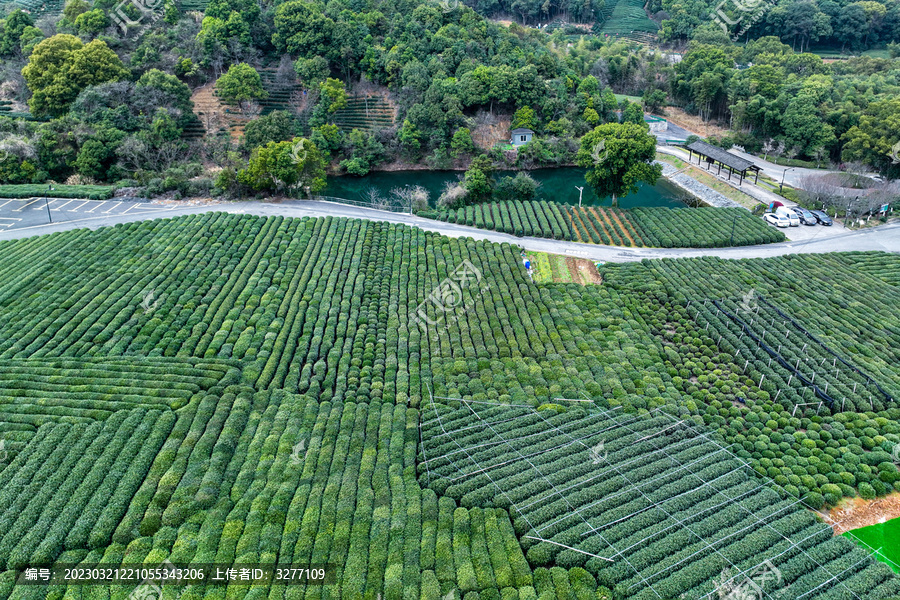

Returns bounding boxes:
[324,167,689,208]
[844,516,900,573]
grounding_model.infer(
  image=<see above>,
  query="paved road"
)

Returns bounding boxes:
[0,198,175,231]
[648,116,858,190]
[725,149,863,189]
[1,198,897,262]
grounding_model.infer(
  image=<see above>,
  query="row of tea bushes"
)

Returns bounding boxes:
[425,201,784,248]
[419,401,900,599]
[0,408,173,570]
[24,394,575,599]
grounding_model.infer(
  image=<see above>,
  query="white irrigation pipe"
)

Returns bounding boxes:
[424,409,615,468]
[668,415,865,600]
[584,467,757,538]
[560,410,781,600]
[522,536,613,562]
[523,408,665,598]
[521,434,706,518]
[443,412,651,483]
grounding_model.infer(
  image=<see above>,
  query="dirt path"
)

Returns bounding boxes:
[571,210,592,243]
[825,492,900,535]
[593,208,623,246]
[605,208,638,247]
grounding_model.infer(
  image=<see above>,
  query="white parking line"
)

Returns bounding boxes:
[0,217,22,229]
[103,202,122,214]
[13,199,41,212]
[84,202,106,213]
[0,199,15,210]
[122,203,169,214]
[69,200,90,212]
[56,200,75,210]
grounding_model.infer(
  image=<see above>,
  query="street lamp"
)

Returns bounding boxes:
[779,167,795,193]
[575,186,584,208]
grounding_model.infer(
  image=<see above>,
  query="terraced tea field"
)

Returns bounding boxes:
[331,94,396,132]
[0,214,896,598]
[596,0,659,38]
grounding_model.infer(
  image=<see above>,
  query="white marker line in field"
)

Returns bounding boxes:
[103,202,122,213]
[69,200,91,211]
[56,200,75,210]
[13,199,41,212]
[84,201,106,213]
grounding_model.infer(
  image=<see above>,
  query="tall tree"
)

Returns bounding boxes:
[22,35,128,117]
[576,122,662,206]
[215,63,267,105]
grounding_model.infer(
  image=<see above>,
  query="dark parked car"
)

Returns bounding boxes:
[810,209,833,226]
[791,207,818,225]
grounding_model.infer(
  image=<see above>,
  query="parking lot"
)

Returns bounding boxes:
[0,198,176,231]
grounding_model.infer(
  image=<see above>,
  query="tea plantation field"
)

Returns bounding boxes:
[424,201,785,248]
[0,213,896,598]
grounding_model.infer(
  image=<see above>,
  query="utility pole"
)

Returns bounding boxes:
[44,197,52,223]
[780,167,794,193]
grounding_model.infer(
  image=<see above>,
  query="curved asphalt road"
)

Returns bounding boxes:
[0,198,898,262]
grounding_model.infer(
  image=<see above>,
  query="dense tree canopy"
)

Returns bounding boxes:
[22,35,128,118]
[1,0,899,191]
[238,137,327,194]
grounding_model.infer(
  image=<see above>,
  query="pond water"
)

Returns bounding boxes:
[324,167,689,208]
[844,517,900,573]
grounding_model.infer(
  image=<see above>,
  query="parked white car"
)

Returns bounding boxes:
[775,207,800,226]
[764,213,791,228]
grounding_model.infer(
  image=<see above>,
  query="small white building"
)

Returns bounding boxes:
[510,128,534,147]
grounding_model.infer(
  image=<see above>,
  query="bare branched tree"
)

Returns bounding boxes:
[275,55,297,90]
[362,186,384,207]
[767,140,785,161]
[797,174,840,210]
[811,146,829,168]
[783,144,802,161]
[389,185,430,212]
[201,109,225,134]
[0,134,37,160]
[239,100,263,119]
[437,180,467,209]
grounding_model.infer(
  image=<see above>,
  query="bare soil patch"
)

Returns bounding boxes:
[825,492,900,535]
[663,107,729,138]
[191,84,249,141]
[472,116,512,152]
[565,257,602,285]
